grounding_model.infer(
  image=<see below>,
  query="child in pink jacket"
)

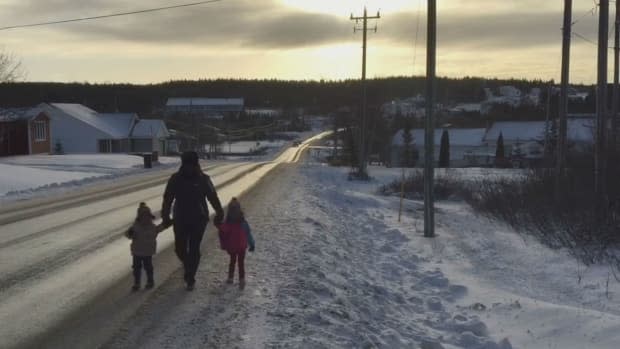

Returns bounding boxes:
[215,198,255,289]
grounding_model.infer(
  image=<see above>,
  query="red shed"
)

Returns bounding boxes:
[0,109,51,157]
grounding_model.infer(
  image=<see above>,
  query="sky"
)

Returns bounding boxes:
[0,0,609,84]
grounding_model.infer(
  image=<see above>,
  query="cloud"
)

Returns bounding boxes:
[383,10,598,50]
[1,0,600,51]
[2,0,353,48]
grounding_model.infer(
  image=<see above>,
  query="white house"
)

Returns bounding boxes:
[166,97,244,119]
[499,86,522,99]
[381,95,425,120]
[130,119,170,154]
[34,103,169,154]
[245,108,282,118]
[448,103,491,115]
[525,88,542,106]
[391,128,488,167]
[484,87,523,108]
[483,119,595,161]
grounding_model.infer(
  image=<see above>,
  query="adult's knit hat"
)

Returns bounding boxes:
[181,151,199,166]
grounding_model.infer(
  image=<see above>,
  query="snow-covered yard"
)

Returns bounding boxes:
[0,154,179,199]
[107,162,619,348]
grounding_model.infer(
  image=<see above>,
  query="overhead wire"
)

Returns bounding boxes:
[0,0,224,31]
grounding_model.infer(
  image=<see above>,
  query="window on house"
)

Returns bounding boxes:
[33,121,47,142]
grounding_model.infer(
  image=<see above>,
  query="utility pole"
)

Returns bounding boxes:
[351,7,380,179]
[556,0,572,202]
[424,0,436,238]
[611,0,620,175]
[596,0,609,212]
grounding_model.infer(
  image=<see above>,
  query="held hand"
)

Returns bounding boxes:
[249,245,255,252]
[162,216,172,227]
[214,212,224,226]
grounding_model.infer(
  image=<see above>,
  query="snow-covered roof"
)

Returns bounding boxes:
[567,118,595,143]
[485,119,595,144]
[166,98,244,107]
[0,108,43,122]
[484,121,546,142]
[392,128,486,147]
[131,119,170,138]
[449,103,482,113]
[50,103,137,139]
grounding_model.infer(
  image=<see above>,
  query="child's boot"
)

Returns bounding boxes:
[132,283,140,292]
[239,278,246,290]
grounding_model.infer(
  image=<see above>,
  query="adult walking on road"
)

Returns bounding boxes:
[162,151,224,291]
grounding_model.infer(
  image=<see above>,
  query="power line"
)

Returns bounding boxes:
[0,0,224,31]
[572,5,598,26]
[573,30,617,48]
[573,31,598,45]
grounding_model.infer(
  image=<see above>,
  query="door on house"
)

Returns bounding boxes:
[0,126,9,156]
[0,123,28,156]
[98,139,112,153]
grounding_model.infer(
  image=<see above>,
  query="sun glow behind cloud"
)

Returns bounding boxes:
[0,0,604,83]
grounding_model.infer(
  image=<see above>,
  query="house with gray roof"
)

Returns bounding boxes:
[165,97,244,120]
[34,103,169,154]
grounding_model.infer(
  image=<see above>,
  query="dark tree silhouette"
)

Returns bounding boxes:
[402,120,414,167]
[0,50,23,82]
[439,130,450,168]
[495,132,506,167]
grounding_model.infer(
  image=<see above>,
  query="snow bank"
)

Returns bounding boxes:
[0,163,103,196]
[0,154,180,199]
[261,164,511,348]
[276,164,619,348]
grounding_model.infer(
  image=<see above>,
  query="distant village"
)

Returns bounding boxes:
[0,82,597,169]
[380,84,595,168]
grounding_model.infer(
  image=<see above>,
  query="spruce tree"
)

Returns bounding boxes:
[402,120,413,167]
[439,130,450,168]
[495,132,505,167]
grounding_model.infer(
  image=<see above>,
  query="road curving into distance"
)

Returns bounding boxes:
[0,131,331,349]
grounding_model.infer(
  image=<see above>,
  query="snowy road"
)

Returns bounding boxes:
[0,132,330,349]
[103,160,620,349]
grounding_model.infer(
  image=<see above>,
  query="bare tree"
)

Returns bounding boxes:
[0,50,24,82]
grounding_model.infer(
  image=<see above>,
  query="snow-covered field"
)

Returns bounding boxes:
[107,160,620,349]
[0,154,179,199]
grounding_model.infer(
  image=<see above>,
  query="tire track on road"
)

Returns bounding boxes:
[0,162,271,295]
[0,163,241,249]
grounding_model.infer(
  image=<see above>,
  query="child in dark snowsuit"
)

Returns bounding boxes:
[216,198,255,289]
[126,202,170,291]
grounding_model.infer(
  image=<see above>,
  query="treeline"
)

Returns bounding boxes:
[0,76,563,115]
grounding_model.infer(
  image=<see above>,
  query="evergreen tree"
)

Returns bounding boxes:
[402,120,413,167]
[495,132,505,167]
[439,130,450,168]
